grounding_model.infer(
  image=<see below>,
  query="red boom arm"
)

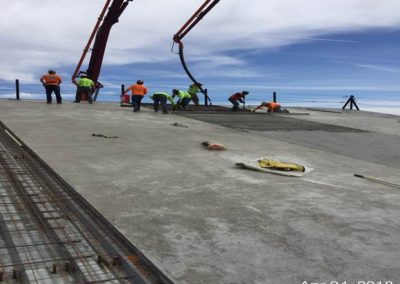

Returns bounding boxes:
[173,0,220,106]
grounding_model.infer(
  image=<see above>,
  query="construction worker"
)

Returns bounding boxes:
[172,89,192,110]
[188,82,202,106]
[40,69,62,104]
[253,101,282,113]
[150,92,176,114]
[73,74,95,104]
[229,91,249,111]
[124,80,148,112]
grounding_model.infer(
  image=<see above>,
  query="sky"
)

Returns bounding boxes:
[0,0,399,112]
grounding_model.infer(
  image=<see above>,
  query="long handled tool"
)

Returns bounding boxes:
[354,174,400,189]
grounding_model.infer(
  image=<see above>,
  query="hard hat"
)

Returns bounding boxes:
[172,89,178,94]
[137,80,144,84]
[261,101,267,105]
[48,69,56,74]
[242,91,249,95]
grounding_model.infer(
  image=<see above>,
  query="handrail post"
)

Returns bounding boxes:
[15,79,20,100]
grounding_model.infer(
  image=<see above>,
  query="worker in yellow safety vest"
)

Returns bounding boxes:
[150,92,176,114]
[187,83,202,106]
[172,89,192,110]
[73,74,95,104]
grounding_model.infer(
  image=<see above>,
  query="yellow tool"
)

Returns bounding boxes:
[258,159,305,172]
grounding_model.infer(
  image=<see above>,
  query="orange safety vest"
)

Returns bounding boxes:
[129,84,148,96]
[41,74,62,86]
[266,102,281,112]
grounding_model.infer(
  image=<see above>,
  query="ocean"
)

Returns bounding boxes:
[1,83,400,116]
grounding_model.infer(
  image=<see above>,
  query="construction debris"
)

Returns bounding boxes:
[201,141,226,150]
[171,122,188,128]
[91,133,119,138]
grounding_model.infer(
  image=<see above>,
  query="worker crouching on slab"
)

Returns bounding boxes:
[188,82,202,106]
[150,92,176,114]
[40,69,62,104]
[172,89,192,110]
[124,80,148,112]
[229,91,249,111]
[252,101,289,113]
[73,74,95,104]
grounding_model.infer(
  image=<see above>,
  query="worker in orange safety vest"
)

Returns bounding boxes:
[228,91,249,111]
[40,69,62,104]
[124,80,148,112]
[253,101,285,113]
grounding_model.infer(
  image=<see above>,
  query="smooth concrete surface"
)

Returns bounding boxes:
[1,100,400,284]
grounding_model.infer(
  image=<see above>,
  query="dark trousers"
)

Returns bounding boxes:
[75,87,93,103]
[189,93,199,106]
[153,94,168,113]
[178,98,191,109]
[229,98,240,111]
[45,85,62,103]
[132,95,144,112]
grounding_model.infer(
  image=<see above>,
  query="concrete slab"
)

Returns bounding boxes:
[1,100,400,284]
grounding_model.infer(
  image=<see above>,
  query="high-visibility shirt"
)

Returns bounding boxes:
[77,78,95,88]
[176,90,191,100]
[188,84,201,95]
[254,102,281,112]
[41,74,62,86]
[127,84,148,96]
[229,92,245,102]
[266,102,281,111]
[150,92,175,105]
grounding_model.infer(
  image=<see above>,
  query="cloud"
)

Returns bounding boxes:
[351,63,400,73]
[0,0,400,82]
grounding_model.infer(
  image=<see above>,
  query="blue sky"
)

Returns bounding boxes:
[0,0,399,111]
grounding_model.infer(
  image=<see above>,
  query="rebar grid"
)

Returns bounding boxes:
[0,123,172,284]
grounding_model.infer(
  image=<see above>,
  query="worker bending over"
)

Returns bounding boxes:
[229,91,249,111]
[172,89,192,110]
[73,74,95,104]
[253,101,288,113]
[188,83,202,106]
[150,92,176,114]
[40,69,62,104]
[124,80,148,112]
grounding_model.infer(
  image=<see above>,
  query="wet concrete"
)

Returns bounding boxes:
[176,112,365,132]
[0,100,399,284]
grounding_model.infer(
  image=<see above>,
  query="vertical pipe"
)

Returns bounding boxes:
[121,84,125,96]
[15,79,20,100]
[204,89,208,106]
[350,95,354,110]
[273,92,276,103]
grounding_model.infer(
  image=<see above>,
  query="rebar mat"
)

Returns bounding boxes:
[0,121,172,284]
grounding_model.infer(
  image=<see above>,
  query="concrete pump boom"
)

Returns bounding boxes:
[173,0,220,106]
[72,0,133,100]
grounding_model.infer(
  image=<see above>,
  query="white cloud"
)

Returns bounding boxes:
[0,0,400,82]
[351,63,400,73]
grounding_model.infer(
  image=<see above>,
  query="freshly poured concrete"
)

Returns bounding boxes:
[1,100,399,284]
